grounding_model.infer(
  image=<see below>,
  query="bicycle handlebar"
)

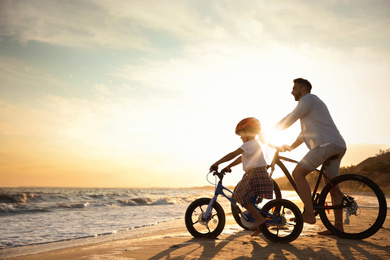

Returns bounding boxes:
[211,169,229,181]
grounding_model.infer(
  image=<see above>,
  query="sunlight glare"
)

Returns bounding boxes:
[260,130,288,148]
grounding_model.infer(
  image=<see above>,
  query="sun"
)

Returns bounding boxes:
[260,130,290,148]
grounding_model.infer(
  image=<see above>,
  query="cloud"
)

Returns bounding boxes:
[0,0,224,50]
[0,56,39,82]
[94,83,112,96]
[0,0,151,50]
[1,0,388,57]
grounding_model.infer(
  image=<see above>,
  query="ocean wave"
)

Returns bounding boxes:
[88,194,104,199]
[0,188,211,217]
[116,199,138,206]
[151,198,174,205]
[0,203,15,213]
[116,197,152,206]
[0,193,34,204]
[57,202,90,209]
[116,196,194,206]
[0,203,51,214]
[131,197,152,205]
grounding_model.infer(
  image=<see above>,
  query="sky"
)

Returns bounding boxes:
[0,0,389,188]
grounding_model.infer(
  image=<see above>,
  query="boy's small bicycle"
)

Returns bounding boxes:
[185,170,304,243]
[237,149,387,240]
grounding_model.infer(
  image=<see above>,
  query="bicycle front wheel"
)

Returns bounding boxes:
[318,174,387,239]
[185,198,225,238]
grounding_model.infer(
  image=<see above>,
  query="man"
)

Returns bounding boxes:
[275,78,346,234]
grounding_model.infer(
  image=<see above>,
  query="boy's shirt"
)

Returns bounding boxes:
[240,139,267,172]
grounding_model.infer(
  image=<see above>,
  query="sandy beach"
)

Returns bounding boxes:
[2,209,390,260]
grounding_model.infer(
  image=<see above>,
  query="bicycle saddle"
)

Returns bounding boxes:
[327,154,339,161]
[323,154,339,167]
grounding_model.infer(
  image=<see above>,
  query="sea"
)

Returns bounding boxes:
[0,187,215,249]
[1,186,388,252]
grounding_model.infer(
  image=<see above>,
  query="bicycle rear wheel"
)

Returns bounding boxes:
[231,180,281,230]
[260,199,303,243]
[318,174,387,239]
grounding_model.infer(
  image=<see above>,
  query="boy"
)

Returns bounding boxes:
[210,117,274,235]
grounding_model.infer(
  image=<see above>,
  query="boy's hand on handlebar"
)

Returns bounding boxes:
[209,164,218,172]
[221,167,231,174]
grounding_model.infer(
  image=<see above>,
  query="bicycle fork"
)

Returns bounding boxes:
[202,195,218,221]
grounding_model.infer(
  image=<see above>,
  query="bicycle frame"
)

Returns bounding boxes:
[269,151,351,213]
[203,177,236,220]
[202,173,282,225]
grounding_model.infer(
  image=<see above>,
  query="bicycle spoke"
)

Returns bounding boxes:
[205,223,211,233]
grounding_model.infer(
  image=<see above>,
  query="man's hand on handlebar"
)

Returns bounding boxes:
[276,144,293,152]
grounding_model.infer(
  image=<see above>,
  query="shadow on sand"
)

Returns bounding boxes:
[148,230,390,260]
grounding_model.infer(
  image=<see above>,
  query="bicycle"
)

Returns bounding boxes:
[235,149,387,240]
[185,170,303,243]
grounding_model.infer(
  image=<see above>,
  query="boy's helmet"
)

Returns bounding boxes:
[235,117,261,135]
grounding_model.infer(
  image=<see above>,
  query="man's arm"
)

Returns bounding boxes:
[275,95,313,131]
